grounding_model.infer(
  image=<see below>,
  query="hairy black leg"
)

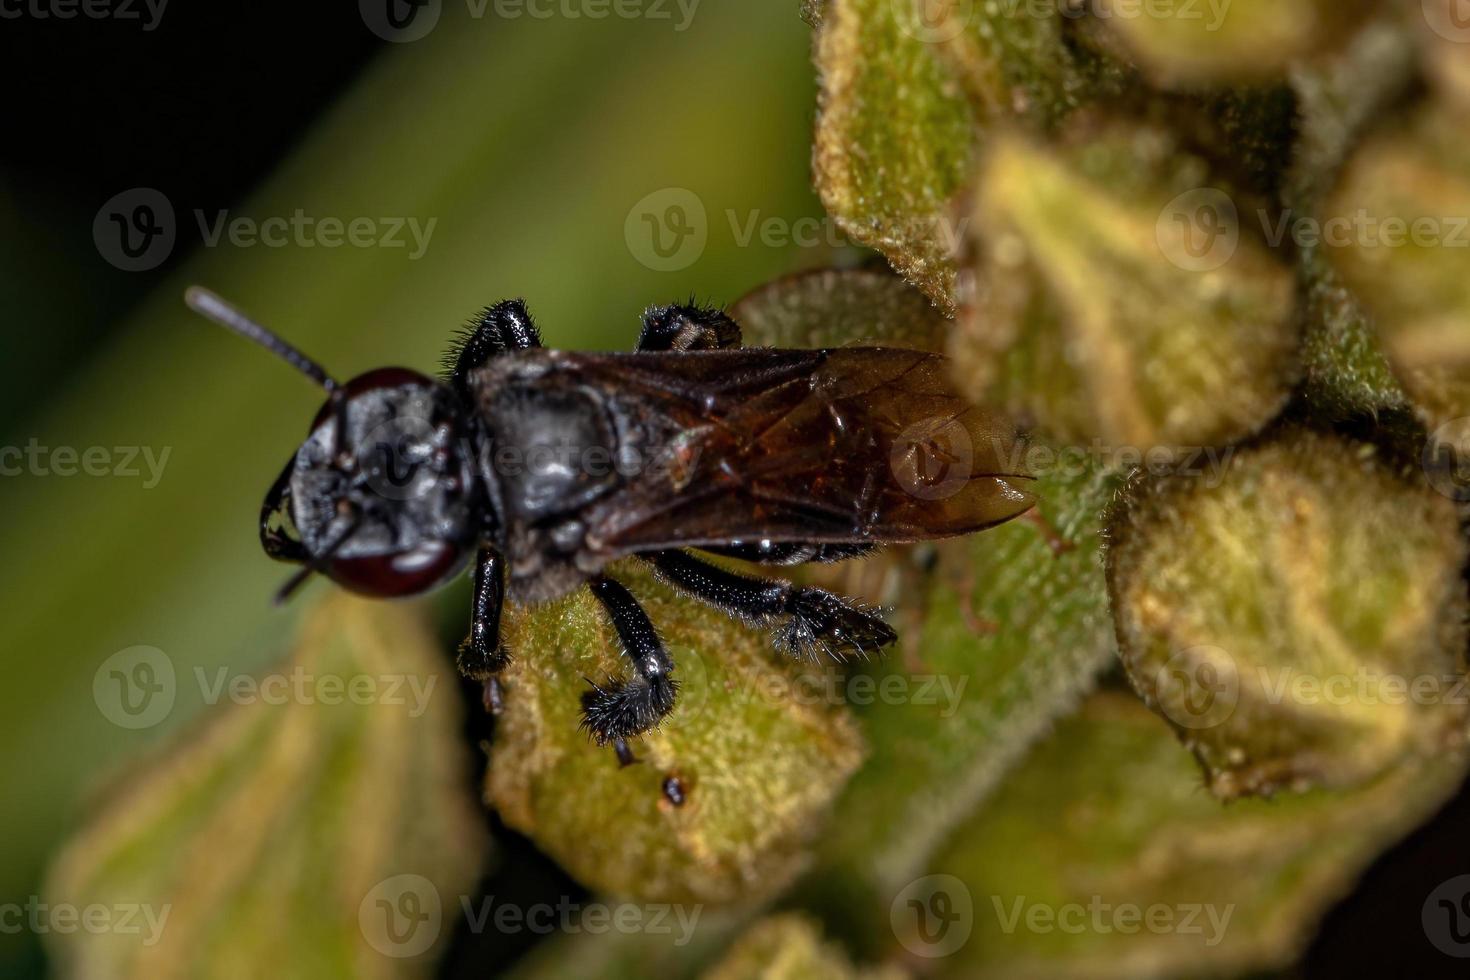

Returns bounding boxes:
[643,550,896,662]
[581,576,679,744]
[702,541,877,566]
[636,303,741,351]
[457,549,512,684]
[444,299,543,398]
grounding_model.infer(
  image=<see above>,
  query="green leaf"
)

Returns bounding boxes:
[44,595,488,980]
[798,448,1123,948]
[923,691,1469,978]
[487,561,866,905]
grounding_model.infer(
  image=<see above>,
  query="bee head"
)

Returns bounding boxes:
[262,367,480,599]
[187,288,481,602]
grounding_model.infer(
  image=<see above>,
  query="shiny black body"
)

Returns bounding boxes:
[227,296,1037,750]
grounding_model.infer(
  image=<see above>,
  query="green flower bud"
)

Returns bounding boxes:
[729,266,947,351]
[1091,0,1373,86]
[702,915,904,980]
[812,0,978,313]
[1420,0,1470,109]
[1325,98,1470,430]
[811,0,1127,312]
[1108,429,1469,799]
[954,122,1297,459]
[488,561,865,905]
[924,691,1469,978]
[1288,22,1420,425]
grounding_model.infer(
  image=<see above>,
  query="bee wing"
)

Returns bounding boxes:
[565,347,1036,556]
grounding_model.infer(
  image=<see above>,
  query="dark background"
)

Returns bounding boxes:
[0,5,380,440]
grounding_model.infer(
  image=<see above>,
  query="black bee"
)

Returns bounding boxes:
[186,287,1035,749]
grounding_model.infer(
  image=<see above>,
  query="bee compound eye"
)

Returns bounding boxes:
[309,367,439,432]
[326,540,469,597]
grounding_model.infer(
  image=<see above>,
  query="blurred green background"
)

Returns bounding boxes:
[0,4,832,973]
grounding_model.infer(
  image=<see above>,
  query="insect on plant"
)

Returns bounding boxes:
[186,287,1036,756]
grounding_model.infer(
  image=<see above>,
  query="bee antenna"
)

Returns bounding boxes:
[185,286,339,393]
[271,511,361,606]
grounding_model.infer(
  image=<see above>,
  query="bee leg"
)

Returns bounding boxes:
[643,550,896,662]
[445,299,544,398]
[613,739,640,768]
[636,303,742,351]
[580,576,679,744]
[457,549,512,709]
